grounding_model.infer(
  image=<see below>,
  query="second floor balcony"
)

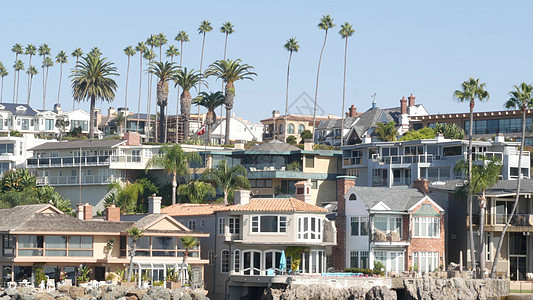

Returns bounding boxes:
[470,213,533,229]
[36,174,121,186]
[372,154,435,165]
[27,156,111,168]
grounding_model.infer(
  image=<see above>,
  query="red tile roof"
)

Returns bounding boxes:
[161,203,227,216]
[227,198,327,213]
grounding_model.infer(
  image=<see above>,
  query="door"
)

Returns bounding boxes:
[510,257,526,281]
[94,267,105,281]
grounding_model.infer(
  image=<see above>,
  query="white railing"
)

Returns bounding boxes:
[372,154,434,164]
[36,175,120,186]
[27,156,111,168]
[110,155,144,164]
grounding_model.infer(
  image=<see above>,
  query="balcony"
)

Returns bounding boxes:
[343,156,363,166]
[468,214,533,231]
[372,154,434,164]
[27,156,111,168]
[370,230,409,246]
[36,175,121,186]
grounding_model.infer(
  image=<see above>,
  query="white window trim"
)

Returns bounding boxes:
[218,217,225,235]
[297,216,322,241]
[413,216,440,238]
[221,249,230,273]
[250,215,287,234]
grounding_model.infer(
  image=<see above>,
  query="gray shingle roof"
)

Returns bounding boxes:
[350,186,425,212]
[348,107,401,142]
[0,103,42,117]
[317,117,357,131]
[29,139,126,151]
[246,140,301,154]
[0,204,52,232]
[429,179,533,196]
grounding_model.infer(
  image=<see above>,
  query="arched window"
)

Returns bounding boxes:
[208,250,215,265]
[233,250,241,273]
[298,124,305,134]
[349,194,357,201]
[288,124,295,134]
[188,220,196,230]
[221,250,230,273]
[278,124,284,134]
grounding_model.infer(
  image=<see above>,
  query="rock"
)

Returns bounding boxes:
[365,286,396,300]
[35,293,55,300]
[68,286,85,299]
[126,289,146,300]
[147,286,170,300]
[57,285,70,293]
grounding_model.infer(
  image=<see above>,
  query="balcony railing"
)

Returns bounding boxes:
[468,214,533,227]
[371,230,403,242]
[110,155,143,164]
[27,156,111,168]
[372,154,434,164]
[343,157,363,166]
[36,175,120,186]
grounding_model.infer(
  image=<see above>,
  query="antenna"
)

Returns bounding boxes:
[371,93,377,109]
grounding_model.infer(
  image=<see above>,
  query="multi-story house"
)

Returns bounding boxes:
[162,187,336,300]
[342,134,530,187]
[211,116,263,144]
[0,103,57,135]
[261,110,334,143]
[0,134,47,174]
[334,177,445,275]
[0,199,208,287]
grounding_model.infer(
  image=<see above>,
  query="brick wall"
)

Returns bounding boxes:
[333,177,356,270]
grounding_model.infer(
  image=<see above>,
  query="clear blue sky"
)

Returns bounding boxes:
[1,0,532,123]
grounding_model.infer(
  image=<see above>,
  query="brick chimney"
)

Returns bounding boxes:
[413,179,429,195]
[334,176,356,270]
[408,93,416,107]
[83,203,92,221]
[123,132,141,146]
[400,97,408,114]
[76,203,84,220]
[348,105,357,117]
[106,204,121,222]
[294,179,313,203]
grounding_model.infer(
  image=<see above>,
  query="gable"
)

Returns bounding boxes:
[408,196,444,214]
[36,205,64,215]
[371,201,391,211]
[146,216,190,232]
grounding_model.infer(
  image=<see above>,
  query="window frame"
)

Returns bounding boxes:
[251,215,287,234]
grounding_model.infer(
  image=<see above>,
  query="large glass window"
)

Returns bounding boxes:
[298,216,322,241]
[350,216,369,236]
[221,250,230,273]
[442,146,462,156]
[2,235,15,256]
[45,236,67,256]
[372,216,402,241]
[0,144,14,155]
[251,216,287,233]
[413,217,440,238]
[45,119,54,130]
[287,124,295,134]
[18,235,44,256]
[350,251,368,269]
[229,217,240,235]
[413,252,439,273]
[152,236,175,257]
[72,120,89,131]
[242,250,261,275]
[68,236,93,257]
[465,118,532,135]
[374,251,404,273]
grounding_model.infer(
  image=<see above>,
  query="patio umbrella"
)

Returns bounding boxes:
[279,250,287,274]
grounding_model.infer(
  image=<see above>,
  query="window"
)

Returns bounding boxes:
[298,216,322,241]
[372,216,402,240]
[152,236,175,257]
[298,124,305,134]
[381,147,398,157]
[72,120,88,131]
[373,169,382,177]
[250,179,273,188]
[422,167,451,181]
[21,119,29,130]
[0,144,14,155]
[45,119,54,130]
[233,250,240,273]
[349,194,357,201]
[264,250,282,272]
[251,216,287,233]
[510,167,529,179]
[221,250,230,273]
[18,235,44,256]
[350,216,369,236]
[243,250,261,275]
[0,162,9,174]
[305,155,315,168]
[68,236,93,257]
[45,236,67,256]
[442,146,462,156]
[2,235,15,256]
[347,169,359,177]
[413,252,439,273]
[374,250,404,273]
[188,220,196,231]
[350,251,369,269]
[229,217,240,234]
[218,218,225,235]
[288,123,295,134]
[208,250,215,265]
[413,217,440,238]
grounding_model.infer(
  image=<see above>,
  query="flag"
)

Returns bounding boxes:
[197,124,206,136]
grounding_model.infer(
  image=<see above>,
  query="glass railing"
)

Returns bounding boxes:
[27,156,111,167]
[36,175,120,185]
[372,154,434,164]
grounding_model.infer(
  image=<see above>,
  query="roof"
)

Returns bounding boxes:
[245,140,301,154]
[347,107,400,142]
[317,116,358,131]
[349,186,426,212]
[0,103,42,117]
[161,203,226,216]
[226,198,328,213]
[29,139,126,151]
[260,114,335,123]
[429,179,533,196]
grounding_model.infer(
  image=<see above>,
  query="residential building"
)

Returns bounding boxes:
[0,134,47,174]
[0,103,56,136]
[334,177,445,275]
[0,200,208,287]
[261,110,335,143]
[211,116,263,144]
[341,134,530,187]
[315,105,361,146]
[53,104,91,136]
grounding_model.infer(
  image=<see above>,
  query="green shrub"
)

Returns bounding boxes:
[343,268,376,276]
[373,261,385,276]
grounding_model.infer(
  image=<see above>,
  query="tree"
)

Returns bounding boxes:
[113,111,126,134]
[146,35,159,141]
[374,121,397,141]
[0,63,7,102]
[174,68,205,141]
[71,52,119,139]
[145,144,200,205]
[25,44,37,104]
[174,31,190,142]
[286,135,297,145]
[455,155,502,278]
[71,48,84,109]
[192,91,225,143]
[339,22,355,146]
[435,123,465,139]
[55,51,68,105]
[123,46,136,134]
[284,38,299,143]
[42,57,54,109]
[150,61,178,143]
[196,20,213,132]
[300,129,313,141]
[453,77,489,275]
[135,42,147,133]
[125,227,144,282]
[491,82,533,277]
[201,159,250,205]
[11,43,23,103]
[312,15,335,141]
[177,181,216,203]
[166,45,179,63]
[219,21,235,130]
[399,127,436,141]
[177,236,199,282]
[205,59,257,145]
[26,66,38,104]
[1,169,36,193]
[55,115,69,141]
[38,44,51,109]
[157,33,167,63]
[13,60,24,104]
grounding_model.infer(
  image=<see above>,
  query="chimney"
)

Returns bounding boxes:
[148,194,162,214]
[371,99,376,109]
[53,103,62,115]
[83,203,93,221]
[106,204,121,222]
[334,175,356,270]
[123,132,141,146]
[108,107,116,118]
[400,97,408,114]
[413,179,430,195]
[94,109,102,128]
[304,138,314,151]
[408,93,416,107]
[327,114,335,119]
[436,133,445,142]
[234,140,245,150]
[495,133,505,143]
[362,135,372,144]
[272,110,280,118]
[76,203,84,220]
[349,105,357,117]
[294,179,313,203]
[234,190,251,205]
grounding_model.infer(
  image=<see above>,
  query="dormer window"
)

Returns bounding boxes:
[16,106,27,111]
[0,105,5,110]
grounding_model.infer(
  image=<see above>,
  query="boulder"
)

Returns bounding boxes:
[68,286,85,299]
[365,286,397,300]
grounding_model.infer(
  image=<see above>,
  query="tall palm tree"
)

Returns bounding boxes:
[11,44,23,103]
[157,33,167,63]
[71,48,84,109]
[174,68,205,141]
[165,45,180,142]
[145,144,200,205]
[123,46,136,134]
[14,60,24,104]
[25,44,37,104]
[71,52,119,139]
[193,91,225,143]
[205,59,257,145]
[146,35,159,140]
[38,44,51,108]
[339,22,355,147]
[219,21,235,138]
[26,66,38,104]
[455,156,502,278]
[453,77,489,275]
[312,15,335,142]
[113,111,126,134]
[42,57,54,109]
[491,82,533,277]
[283,38,299,142]
[125,226,144,282]
[135,42,147,133]
[177,236,199,282]
[197,20,213,129]
[149,61,178,143]
[89,47,101,57]
[174,31,189,142]
[201,159,250,205]
[55,51,68,105]
[0,63,7,102]
[374,121,397,141]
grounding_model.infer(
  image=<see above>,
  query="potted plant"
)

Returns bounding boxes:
[166,267,181,290]
[117,267,135,288]
[141,270,150,289]
[76,265,91,288]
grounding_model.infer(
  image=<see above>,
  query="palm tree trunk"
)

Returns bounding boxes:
[89,95,96,139]
[15,70,20,104]
[340,37,349,147]
[136,53,143,133]
[176,41,184,144]
[198,33,206,136]
[57,63,63,105]
[221,33,229,142]
[491,107,527,277]
[181,90,192,141]
[224,82,235,145]
[127,241,136,282]
[312,30,328,142]
[223,190,228,205]
[467,99,476,276]
[172,172,177,205]
[73,57,79,110]
[284,51,293,144]
[26,55,32,105]
[124,56,131,134]
[44,66,50,110]
[42,63,45,109]
[12,54,18,103]
[27,75,33,104]
[478,193,486,278]
[159,103,165,143]
[1,77,4,102]
[146,56,153,140]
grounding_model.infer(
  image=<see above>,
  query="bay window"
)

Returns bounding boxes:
[251,216,287,233]
[298,216,322,241]
[413,217,440,238]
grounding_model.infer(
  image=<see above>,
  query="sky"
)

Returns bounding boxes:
[1,0,533,123]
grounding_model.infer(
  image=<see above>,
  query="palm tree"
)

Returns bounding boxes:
[205,59,257,145]
[177,236,199,282]
[374,121,397,141]
[174,68,205,141]
[165,45,180,142]
[201,159,250,205]
[0,64,7,102]
[145,144,200,205]
[283,38,299,142]
[125,226,144,282]
[219,21,235,135]
[11,44,23,103]
[491,82,533,277]
[38,44,51,108]
[312,15,335,142]
[453,77,489,275]
[174,31,189,142]
[157,33,167,63]
[455,156,502,278]
[26,66,38,105]
[71,52,119,139]
[113,111,126,134]
[89,47,101,57]
[71,48,84,109]
[55,51,68,105]
[197,20,213,129]
[146,35,159,140]
[339,22,355,147]
[25,44,37,104]
[193,91,225,143]
[42,57,54,109]
[123,46,136,134]
[177,181,216,203]
[149,61,178,143]
[14,60,24,104]
[135,42,147,133]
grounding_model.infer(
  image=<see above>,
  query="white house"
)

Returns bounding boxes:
[211,116,263,144]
